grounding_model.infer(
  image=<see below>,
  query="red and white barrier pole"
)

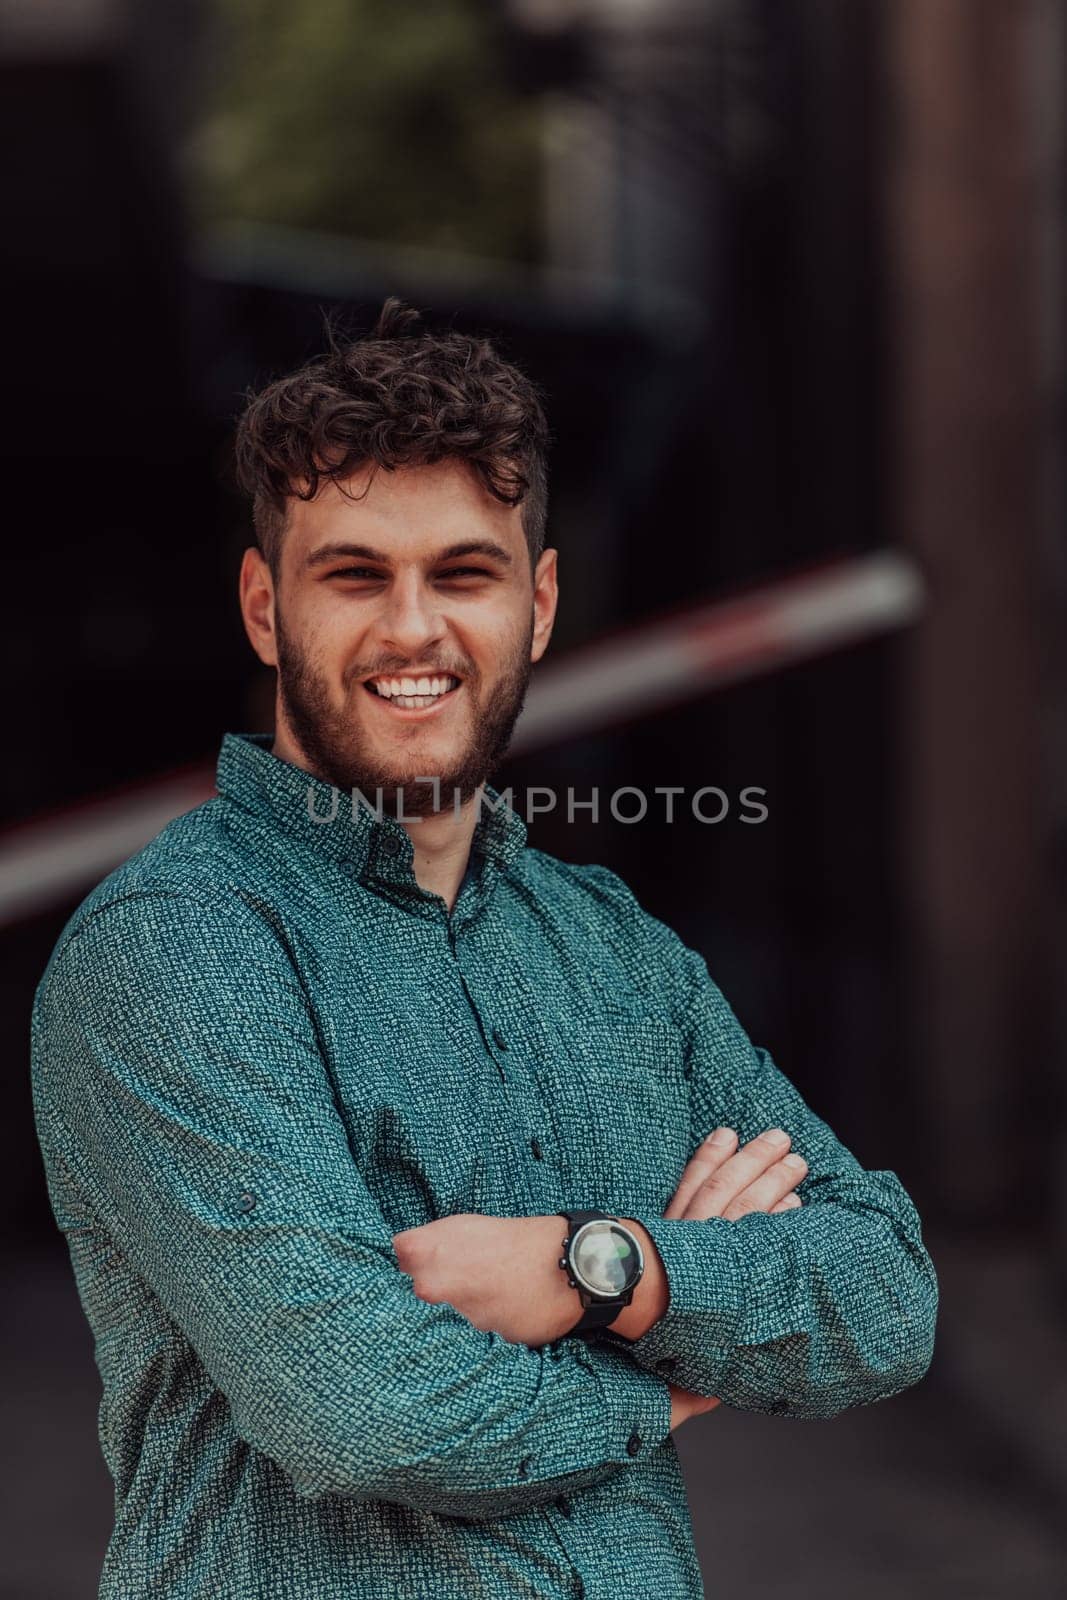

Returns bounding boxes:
[509,548,924,752]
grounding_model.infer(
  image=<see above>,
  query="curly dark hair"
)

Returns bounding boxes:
[234,298,550,575]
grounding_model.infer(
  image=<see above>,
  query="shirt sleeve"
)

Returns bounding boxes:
[30,887,671,1520]
[580,867,939,1419]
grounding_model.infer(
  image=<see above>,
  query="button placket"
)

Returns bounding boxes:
[444,920,508,1088]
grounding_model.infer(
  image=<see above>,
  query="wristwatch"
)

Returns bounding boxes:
[557,1209,645,1334]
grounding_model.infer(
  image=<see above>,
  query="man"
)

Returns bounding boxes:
[30,299,937,1600]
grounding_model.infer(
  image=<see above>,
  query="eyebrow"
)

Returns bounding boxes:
[304,539,514,570]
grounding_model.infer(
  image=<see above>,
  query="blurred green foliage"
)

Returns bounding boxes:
[188,0,544,262]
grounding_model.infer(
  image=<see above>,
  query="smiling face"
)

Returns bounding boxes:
[239,458,558,816]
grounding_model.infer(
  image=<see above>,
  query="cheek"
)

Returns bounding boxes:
[468,611,530,674]
[297,606,372,683]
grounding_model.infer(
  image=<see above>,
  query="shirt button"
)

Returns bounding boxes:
[655,1356,677,1375]
[380,836,401,858]
[517,1455,532,1477]
[626,1431,643,1456]
[492,1027,508,1050]
[530,1136,543,1160]
[555,1495,572,1517]
[238,1192,257,1213]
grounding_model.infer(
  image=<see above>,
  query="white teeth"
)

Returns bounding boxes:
[368,674,460,702]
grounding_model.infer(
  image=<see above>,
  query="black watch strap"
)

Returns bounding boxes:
[573,1296,629,1332]
[559,1210,628,1334]
[561,1208,611,1233]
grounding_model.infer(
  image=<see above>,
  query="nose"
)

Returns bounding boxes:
[373,569,448,661]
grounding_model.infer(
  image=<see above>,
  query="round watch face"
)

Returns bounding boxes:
[571,1221,643,1297]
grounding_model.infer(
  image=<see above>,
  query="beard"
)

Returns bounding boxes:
[273,608,533,818]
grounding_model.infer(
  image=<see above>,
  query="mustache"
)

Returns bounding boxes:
[352,661,474,681]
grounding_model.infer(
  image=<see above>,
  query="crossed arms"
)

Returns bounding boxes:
[30,883,938,1523]
[393,1125,818,1431]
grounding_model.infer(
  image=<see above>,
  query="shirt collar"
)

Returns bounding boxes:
[214,731,527,910]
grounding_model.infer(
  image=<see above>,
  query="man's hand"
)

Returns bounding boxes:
[668,1383,723,1430]
[393,1213,580,1346]
[607,1126,806,1340]
[665,1125,807,1221]
[659,1125,809,1430]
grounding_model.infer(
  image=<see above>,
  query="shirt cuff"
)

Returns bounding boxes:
[541,1331,673,1473]
[606,1214,748,1392]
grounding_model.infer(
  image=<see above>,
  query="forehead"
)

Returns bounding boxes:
[283,459,525,567]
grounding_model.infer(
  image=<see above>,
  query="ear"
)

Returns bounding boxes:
[239,546,278,668]
[530,547,559,666]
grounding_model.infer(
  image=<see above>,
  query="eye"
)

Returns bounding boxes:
[330,565,493,581]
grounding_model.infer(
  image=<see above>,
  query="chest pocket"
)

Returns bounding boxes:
[535,1007,694,1215]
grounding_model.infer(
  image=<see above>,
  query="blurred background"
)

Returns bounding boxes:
[3,0,1066,1594]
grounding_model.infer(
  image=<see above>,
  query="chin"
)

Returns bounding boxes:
[365,746,478,794]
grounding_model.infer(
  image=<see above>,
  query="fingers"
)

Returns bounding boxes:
[668,1385,724,1431]
[664,1127,740,1219]
[677,1128,808,1222]
[725,1151,808,1220]
[718,1148,808,1221]
[770,1193,803,1215]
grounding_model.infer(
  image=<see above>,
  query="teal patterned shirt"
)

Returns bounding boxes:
[30,731,938,1600]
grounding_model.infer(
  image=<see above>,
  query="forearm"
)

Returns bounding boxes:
[39,1086,672,1523]
[561,864,938,1418]
[287,1314,673,1516]
[609,1169,938,1417]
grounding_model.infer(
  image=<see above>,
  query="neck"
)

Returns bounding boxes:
[400,788,484,911]
[270,718,482,913]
